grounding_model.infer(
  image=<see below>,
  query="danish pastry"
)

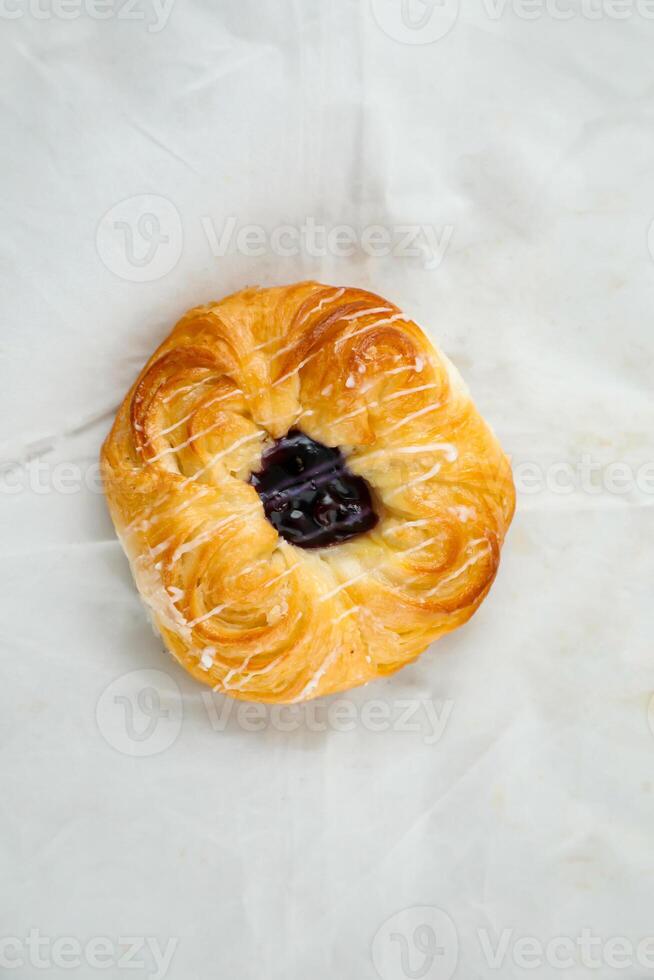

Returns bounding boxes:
[101,282,515,703]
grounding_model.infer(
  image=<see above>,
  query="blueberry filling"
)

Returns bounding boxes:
[250,430,378,548]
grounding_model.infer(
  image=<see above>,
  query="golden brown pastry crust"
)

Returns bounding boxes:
[101,282,515,702]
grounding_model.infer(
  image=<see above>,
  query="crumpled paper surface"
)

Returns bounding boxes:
[2,3,654,979]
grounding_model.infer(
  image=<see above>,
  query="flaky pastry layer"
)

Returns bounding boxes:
[101,282,515,702]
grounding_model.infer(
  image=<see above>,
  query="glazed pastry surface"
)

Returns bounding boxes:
[101,282,515,702]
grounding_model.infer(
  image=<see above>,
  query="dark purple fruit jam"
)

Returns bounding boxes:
[250,430,378,548]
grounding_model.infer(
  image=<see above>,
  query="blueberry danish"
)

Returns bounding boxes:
[101,282,515,702]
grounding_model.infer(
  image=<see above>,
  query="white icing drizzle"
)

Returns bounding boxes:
[332,312,406,349]
[295,286,346,326]
[318,536,439,603]
[157,388,243,438]
[383,402,442,434]
[292,647,340,701]
[170,502,261,562]
[199,647,216,670]
[450,505,477,523]
[147,416,235,463]
[332,605,360,624]
[423,541,490,596]
[384,461,443,499]
[384,382,439,401]
[188,603,229,628]
[127,485,213,534]
[359,442,455,464]
[179,432,262,487]
[161,377,213,404]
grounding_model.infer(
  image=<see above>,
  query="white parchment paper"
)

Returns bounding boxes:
[2,3,654,978]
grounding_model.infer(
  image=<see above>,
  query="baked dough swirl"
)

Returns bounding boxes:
[101,282,515,703]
